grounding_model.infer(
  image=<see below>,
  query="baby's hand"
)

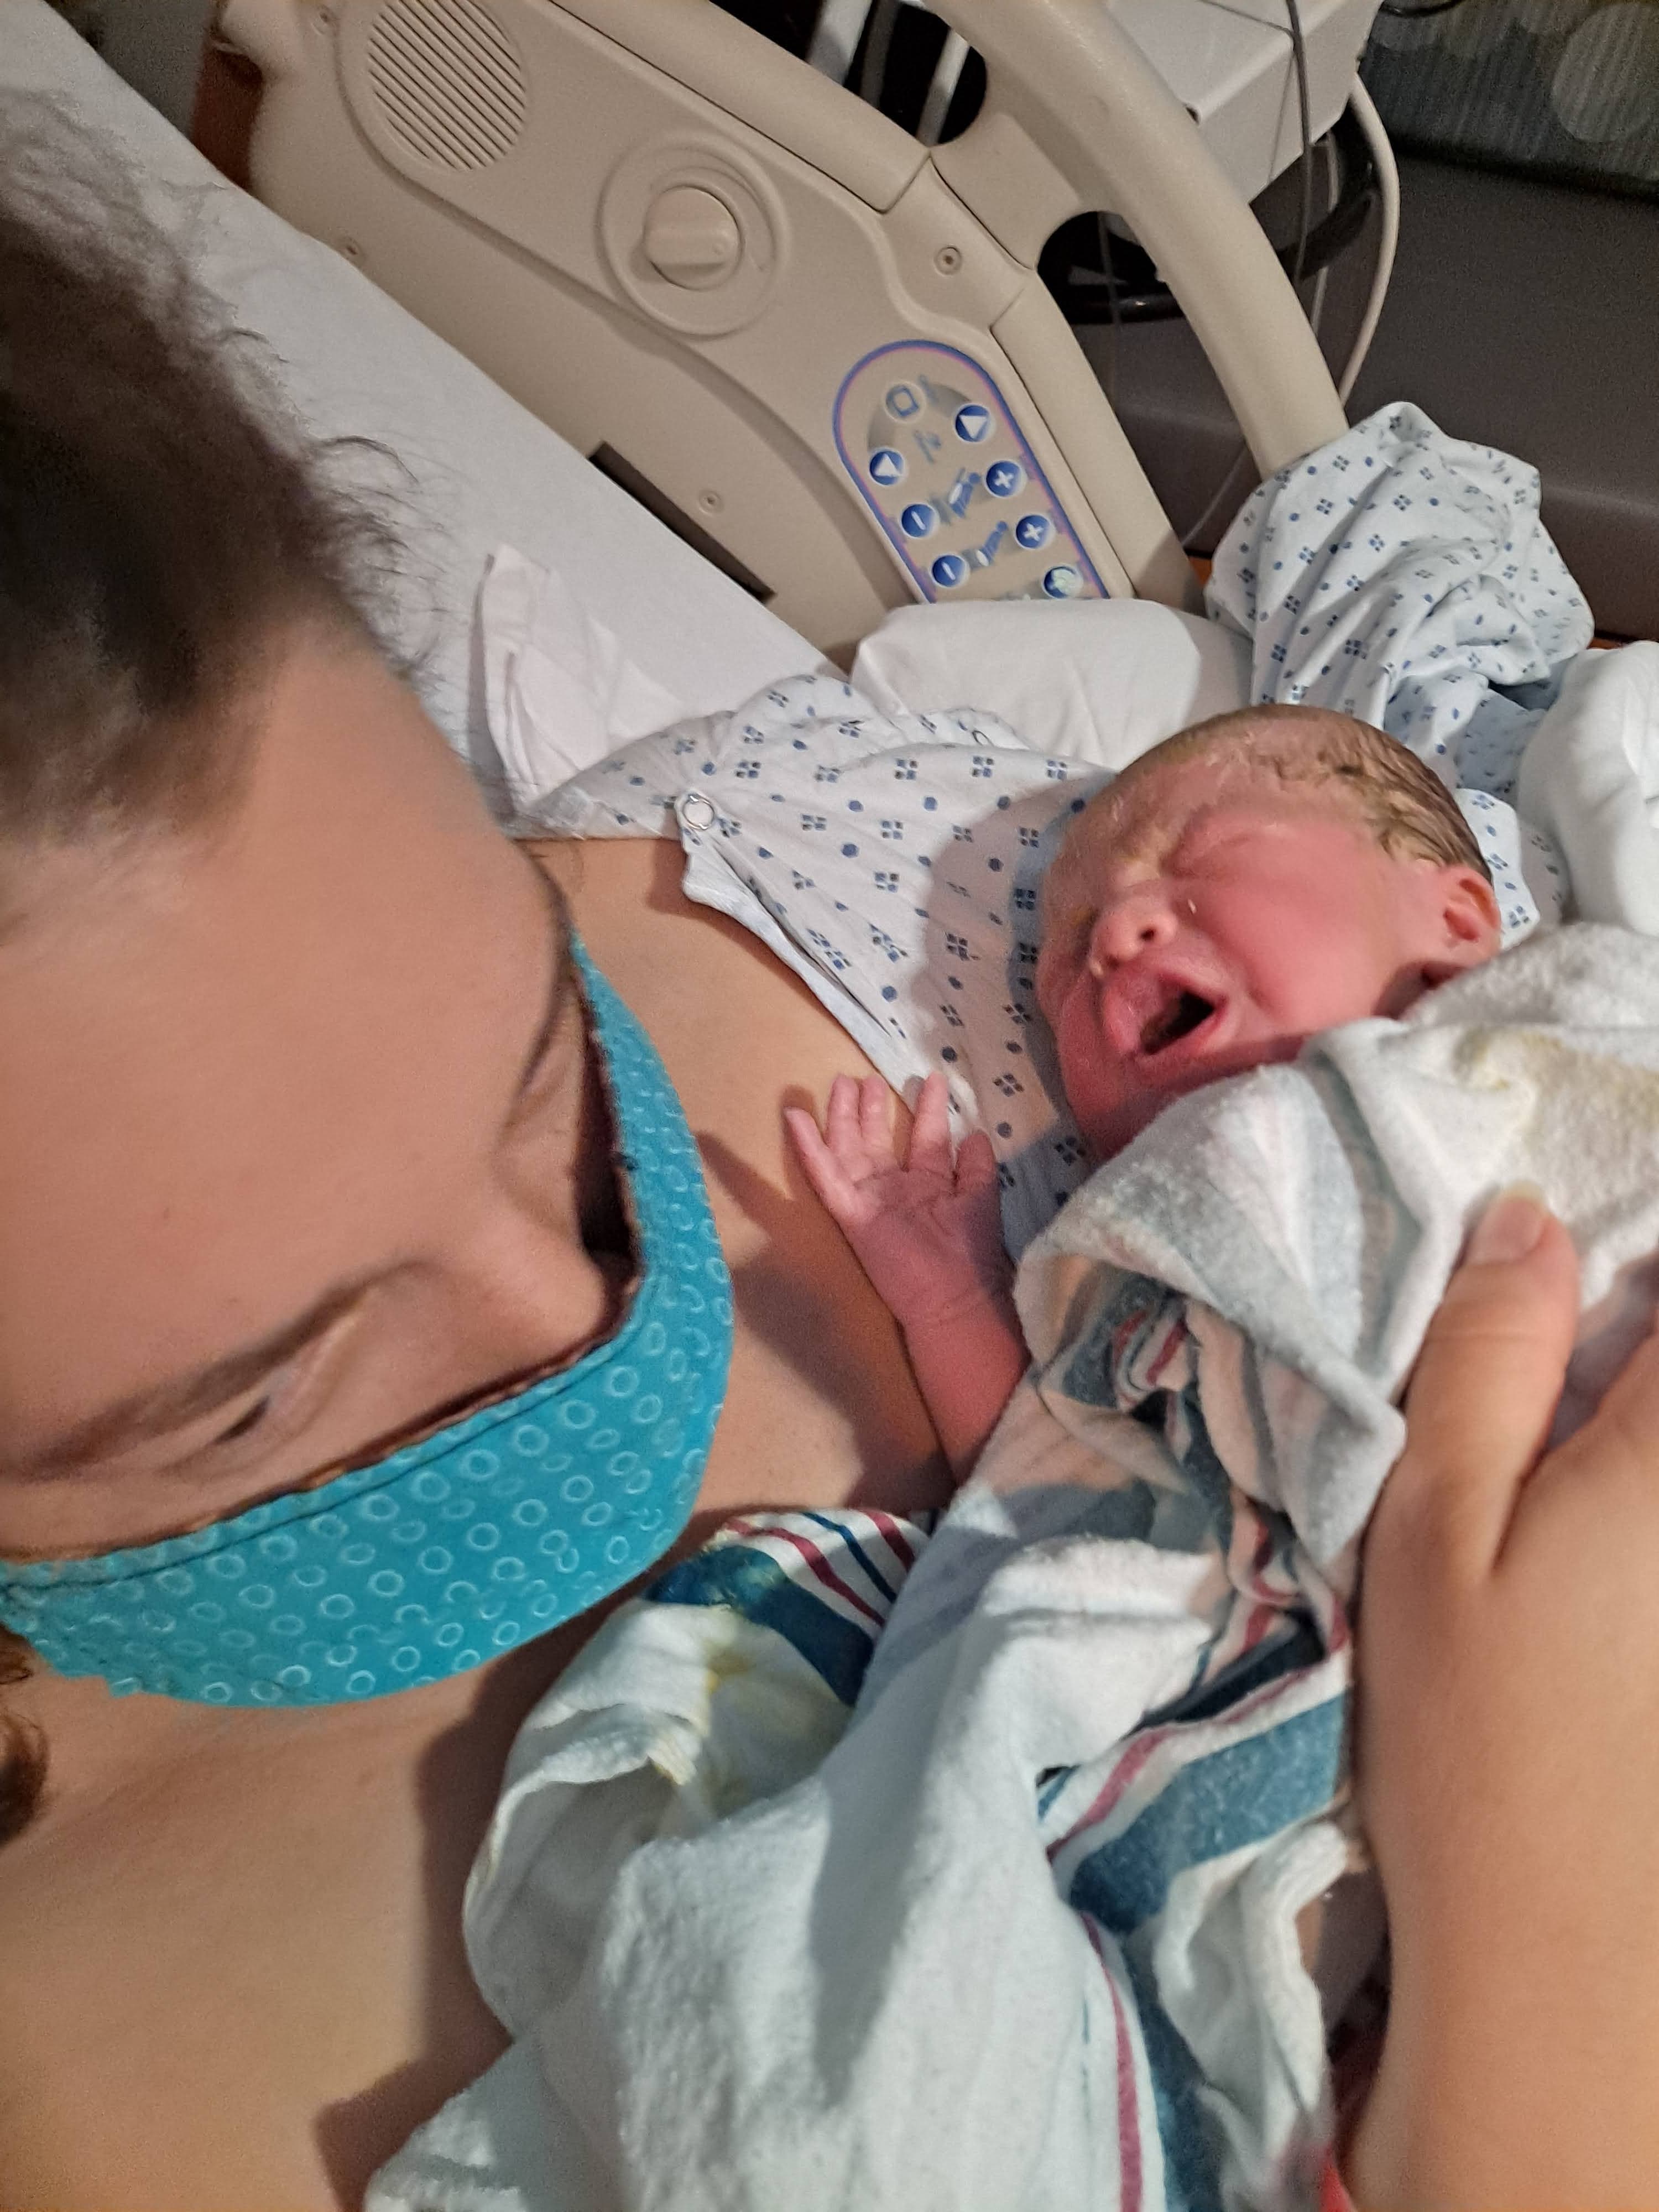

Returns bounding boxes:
[785,1071,1010,1333]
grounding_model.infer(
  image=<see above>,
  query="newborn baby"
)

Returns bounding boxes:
[787,702,1503,1473]
[387,707,1659,2212]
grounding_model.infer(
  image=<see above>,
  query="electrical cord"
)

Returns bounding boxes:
[858,0,898,104]
[1179,7,1401,544]
[1095,213,1121,406]
[1338,76,1399,403]
[1284,0,1314,285]
[1180,0,1316,550]
[916,24,970,143]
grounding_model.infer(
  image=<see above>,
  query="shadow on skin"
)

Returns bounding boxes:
[312,1620,588,2203]
[695,1122,948,1514]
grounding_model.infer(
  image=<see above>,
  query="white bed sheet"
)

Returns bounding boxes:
[2,0,822,792]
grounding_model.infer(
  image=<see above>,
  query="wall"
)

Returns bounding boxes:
[76,0,217,129]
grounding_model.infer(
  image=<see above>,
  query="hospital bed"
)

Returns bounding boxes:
[213,0,1375,655]
[6,0,1288,777]
[8,0,1653,924]
[6,1,830,776]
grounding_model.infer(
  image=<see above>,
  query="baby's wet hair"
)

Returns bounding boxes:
[1067,703,1490,883]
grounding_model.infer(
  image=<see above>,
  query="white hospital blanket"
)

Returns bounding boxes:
[376,925,1659,2212]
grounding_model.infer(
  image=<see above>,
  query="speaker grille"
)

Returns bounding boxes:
[365,0,528,173]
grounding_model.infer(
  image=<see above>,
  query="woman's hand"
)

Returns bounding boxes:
[1349,1189,1659,2209]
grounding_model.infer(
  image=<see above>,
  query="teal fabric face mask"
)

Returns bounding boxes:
[0,942,733,1707]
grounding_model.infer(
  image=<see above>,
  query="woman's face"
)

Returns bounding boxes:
[0,634,611,1559]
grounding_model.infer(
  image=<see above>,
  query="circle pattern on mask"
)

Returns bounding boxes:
[0,942,734,1706]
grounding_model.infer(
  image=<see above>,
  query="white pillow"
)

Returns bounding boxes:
[1517,643,1659,935]
[849,598,1251,770]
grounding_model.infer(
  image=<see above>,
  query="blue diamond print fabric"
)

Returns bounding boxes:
[0,940,734,1707]
[1207,399,1594,804]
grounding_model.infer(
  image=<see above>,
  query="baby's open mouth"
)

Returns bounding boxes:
[1139,989,1215,1056]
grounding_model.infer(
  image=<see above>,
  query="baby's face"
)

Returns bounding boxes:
[1036,761,1500,1160]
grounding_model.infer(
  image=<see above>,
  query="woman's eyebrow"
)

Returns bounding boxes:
[20,1279,375,1478]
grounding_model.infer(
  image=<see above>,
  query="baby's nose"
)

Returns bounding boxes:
[1087,888,1178,973]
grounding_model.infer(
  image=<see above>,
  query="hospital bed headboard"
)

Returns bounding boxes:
[225,0,1350,654]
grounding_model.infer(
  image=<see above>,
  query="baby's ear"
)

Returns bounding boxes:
[1439,864,1504,963]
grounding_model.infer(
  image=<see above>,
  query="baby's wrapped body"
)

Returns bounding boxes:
[377,922,1659,2212]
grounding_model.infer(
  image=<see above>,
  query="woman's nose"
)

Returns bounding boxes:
[1086,888,1178,975]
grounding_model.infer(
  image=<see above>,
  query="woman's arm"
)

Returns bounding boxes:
[1348,1188,1659,2209]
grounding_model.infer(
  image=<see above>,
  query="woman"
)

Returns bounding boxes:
[1,150,1656,2212]
[1348,1186,1659,2209]
[0,154,944,2206]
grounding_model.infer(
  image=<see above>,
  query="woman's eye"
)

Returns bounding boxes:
[211,1396,275,1448]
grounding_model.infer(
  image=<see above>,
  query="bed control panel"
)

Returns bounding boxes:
[832,342,1107,606]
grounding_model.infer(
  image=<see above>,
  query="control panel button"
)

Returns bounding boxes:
[1042,564,1084,598]
[833,342,1105,609]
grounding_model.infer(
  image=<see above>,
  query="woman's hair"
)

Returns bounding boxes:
[0,113,409,1838]
[0,1635,44,1848]
[1065,703,1490,881]
[0,107,403,858]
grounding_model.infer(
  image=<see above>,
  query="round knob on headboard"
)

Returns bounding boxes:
[641,186,743,290]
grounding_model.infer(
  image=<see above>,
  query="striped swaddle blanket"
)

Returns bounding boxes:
[375,924,1659,2212]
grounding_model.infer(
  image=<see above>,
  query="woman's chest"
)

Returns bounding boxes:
[0,1672,532,2210]
[542,837,950,1525]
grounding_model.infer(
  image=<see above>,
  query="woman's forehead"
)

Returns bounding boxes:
[0,638,538,1448]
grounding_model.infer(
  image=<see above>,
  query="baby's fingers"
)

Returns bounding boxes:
[822,1072,868,1161]
[1381,1190,1579,1575]
[857,1073,895,1155]
[954,1128,999,1198]
[784,1104,870,1230]
[905,1072,954,1178]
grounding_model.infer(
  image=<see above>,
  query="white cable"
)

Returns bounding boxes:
[807,0,875,83]
[916,26,970,143]
[858,0,900,102]
[1337,76,1399,403]
[1307,133,1339,341]
[1180,0,1317,550]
